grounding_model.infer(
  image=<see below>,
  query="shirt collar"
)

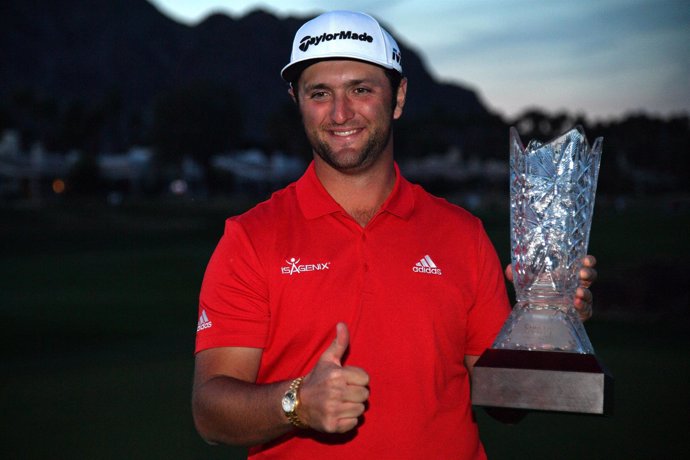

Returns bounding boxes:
[296,161,415,221]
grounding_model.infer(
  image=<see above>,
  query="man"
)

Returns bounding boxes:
[192,10,596,459]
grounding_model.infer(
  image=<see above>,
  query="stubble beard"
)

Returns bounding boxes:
[309,124,392,173]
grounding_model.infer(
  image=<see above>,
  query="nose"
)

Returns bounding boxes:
[331,92,354,124]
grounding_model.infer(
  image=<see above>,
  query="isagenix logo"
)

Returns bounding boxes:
[281,257,331,275]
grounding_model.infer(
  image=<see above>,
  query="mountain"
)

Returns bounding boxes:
[0,0,490,147]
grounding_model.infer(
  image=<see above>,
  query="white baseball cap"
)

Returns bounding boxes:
[281,10,403,82]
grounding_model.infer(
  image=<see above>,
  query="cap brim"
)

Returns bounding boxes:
[281,56,400,83]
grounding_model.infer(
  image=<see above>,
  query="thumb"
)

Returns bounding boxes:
[319,322,349,366]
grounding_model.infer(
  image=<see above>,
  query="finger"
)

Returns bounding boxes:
[574,287,593,320]
[578,267,597,288]
[504,264,514,283]
[334,415,361,433]
[319,322,349,366]
[579,253,597,284]
[332,403,367,433]
[575,286,592,303]
[339,364,370,387]
[340,402,367,420]
[341,377,370,401]
[575,301,592,321]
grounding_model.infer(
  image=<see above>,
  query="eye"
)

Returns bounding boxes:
[309,90,329,100]
[353,87,371,95]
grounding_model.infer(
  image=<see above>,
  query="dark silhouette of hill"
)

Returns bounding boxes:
[2,0,687,196]
[0,0,489,145]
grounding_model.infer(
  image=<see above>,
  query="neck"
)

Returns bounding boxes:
[314,154,396,227]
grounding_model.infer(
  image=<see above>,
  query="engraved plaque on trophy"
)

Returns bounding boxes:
[471,126,613,415]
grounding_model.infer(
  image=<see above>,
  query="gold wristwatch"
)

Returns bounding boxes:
[281,377,308,428]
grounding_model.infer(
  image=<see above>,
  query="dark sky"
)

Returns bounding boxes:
[150,0,690,120]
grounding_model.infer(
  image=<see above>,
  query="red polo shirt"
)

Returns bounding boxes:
[196,162,511,459]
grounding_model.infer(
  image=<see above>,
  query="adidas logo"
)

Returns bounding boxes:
[412,255,442,275]
[197,309,213,332]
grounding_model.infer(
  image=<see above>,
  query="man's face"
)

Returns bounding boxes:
[293,60,406,173]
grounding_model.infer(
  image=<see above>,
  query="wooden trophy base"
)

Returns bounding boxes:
[471,348,613,415]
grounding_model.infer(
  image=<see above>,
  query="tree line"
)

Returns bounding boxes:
[1,85,687,197]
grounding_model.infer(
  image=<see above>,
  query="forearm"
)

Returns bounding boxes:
[192,375,295,447]
[464,354,479,376]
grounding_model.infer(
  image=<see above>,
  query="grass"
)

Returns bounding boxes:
[1,196,688,459]
[1,199,249,459]
[477,320,689,459]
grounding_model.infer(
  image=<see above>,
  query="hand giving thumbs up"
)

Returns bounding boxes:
[299,322,370,433]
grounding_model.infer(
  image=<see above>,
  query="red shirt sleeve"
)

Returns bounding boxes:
[195,218,271,353]
[464,220,512,356]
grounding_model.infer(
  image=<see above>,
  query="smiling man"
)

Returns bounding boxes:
[293,58,405,226]
[191,10,596,459]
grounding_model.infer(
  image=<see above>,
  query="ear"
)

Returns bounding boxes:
[288,85,297,104]
[393,77,408,120]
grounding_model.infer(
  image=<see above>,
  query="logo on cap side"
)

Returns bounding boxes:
[298,30,374,53]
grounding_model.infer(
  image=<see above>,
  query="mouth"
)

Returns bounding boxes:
[329,127,362,138]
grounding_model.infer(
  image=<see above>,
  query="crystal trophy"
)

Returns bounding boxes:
[471,126,613,415]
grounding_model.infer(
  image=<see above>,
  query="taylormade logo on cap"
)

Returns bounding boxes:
[298,30,374,52]
[281,10,403,82]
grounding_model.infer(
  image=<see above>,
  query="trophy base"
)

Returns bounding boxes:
[471,348,613,415]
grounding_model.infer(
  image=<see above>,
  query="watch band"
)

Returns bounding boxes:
[285,377,308,429]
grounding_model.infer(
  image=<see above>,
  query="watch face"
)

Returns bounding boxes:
[282,392,296,412]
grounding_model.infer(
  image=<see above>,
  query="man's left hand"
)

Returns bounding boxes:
[573,255,597,321]
[504,255,597,322]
